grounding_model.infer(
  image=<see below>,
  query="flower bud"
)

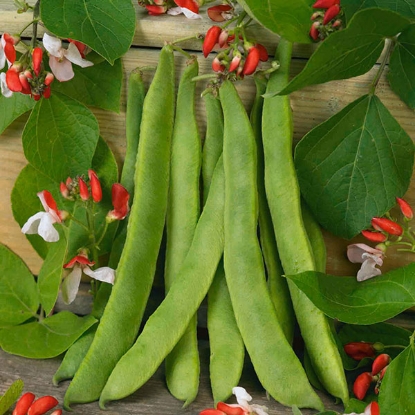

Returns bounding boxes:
[371,217,403,236]
[32,47,43,76]
[78,177,89,201]
[228,53,241,72]
[27,396,59,415]
[60,181,70,199]
[312,0,340,8]
[310,21,320,41]
[145,4,167,14]
[13,392,36,415]
[44,72,54,86]
[344,341,376,360]
[242,46,260,75]
[372,353,391,376]
[323,4,341,25]
[361,229,387,243]
[88,169,102,202]
[396,197,413,220]
[353,372,373,400]
[106,183,130,222]
[203,26,222,57]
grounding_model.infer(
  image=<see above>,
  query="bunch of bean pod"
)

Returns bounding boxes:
[58,40,350,412]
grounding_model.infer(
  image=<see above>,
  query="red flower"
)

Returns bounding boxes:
[174,0,199,14]
[88,169,103,202]
[107,183,130,221]
[203,26,222,57]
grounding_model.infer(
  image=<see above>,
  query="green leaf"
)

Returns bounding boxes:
[236,0,312,44]
[0,244,38,328]
[379,335,415,414]
[342,0,415,22]
[388,24,415,109]
[286,263,415,324]
[0,379,24,415]
[0,312,97,358]
[40,0,135,64]
[294,94,414,238]
[0,94,35,136]
[276,9,410,96]
[52,57,123,112]
[344,399,368,414]
[22,93,99,181]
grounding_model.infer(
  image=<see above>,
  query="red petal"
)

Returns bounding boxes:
[216,402,245,415]
[6,68,22,92]
[145,5,167,14]
[174,0,199,13]
[313,0,340,8]
[323,4,340,24]
[207,4,233,22]
[4,41,16,64]
[110,183,130,220]
[64,254,94,269]
[371,217,403,236]
[242,47,260,75]
[43,85,51,99]
[88,169,102,202]
[203,26,222,58]
[78,177,90,200]
[396,197,413,219]
[32,47,43,76]
[255,43,268,61]
[199,410,227,415]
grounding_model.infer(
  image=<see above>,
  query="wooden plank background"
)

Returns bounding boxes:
[0,3,414,414]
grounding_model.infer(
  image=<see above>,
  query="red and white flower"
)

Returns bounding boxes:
[62,253,115,304]
[347,243,384,281]
[0,33,18,69]
[21,190,65,242]
[106,183,130,222]
[167,0,201,19]
[42,33,93,82]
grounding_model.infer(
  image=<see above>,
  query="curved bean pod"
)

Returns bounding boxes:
[220,80,323,410]
[164,57,201,406]
[99,157,225,408]
[262,38,348,405]
[203,93,244,404]
[63,45,176,407]
[251,74,295,344]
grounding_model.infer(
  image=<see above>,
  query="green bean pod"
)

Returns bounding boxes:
[63,45,175,407]
[251,74,295,344]
[220,80,323,410]
[262,39,348,405]
[99,157,225,408]
[203,93,244,404]
[164,57,201,406]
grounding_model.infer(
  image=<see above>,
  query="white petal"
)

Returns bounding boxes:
[232,387,252,408]
[181,7,202,19]
[357,256,382,282]
[0,44,5,70]
[251,404,269,415]
[166,6,183,15]
[21,211,44,234]
[65,43,94,68]
[83,266,115,284]
[43,32,64,57]
[347,243,383,264]
[38,212,59,242]
[61,266,83,304]
[49,56,74,82]
[0,72,12,97]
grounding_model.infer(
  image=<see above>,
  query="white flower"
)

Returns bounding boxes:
[0,72,12,97]
[230,387,269,415]
[167,6,201,19]
[347,243,384,281]
[42,33,93,82]
[62,254,115,304]
[21,190,63,242]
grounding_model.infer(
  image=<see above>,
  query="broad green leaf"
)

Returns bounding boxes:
[22,92,99,181]
[388,24,415,109]
[52,57,123,112]
[277,9,410,96]
[0,311,97,358]
[236,0,312,44]
[338,322,411,369]
[294,94,414,238]
[286,263,415,324]
[379,335,415,414]
[40,0,135,64]
[0,93,35,136]
[0,379,24,415]
[0,244,38,328]
[342,0,415,22]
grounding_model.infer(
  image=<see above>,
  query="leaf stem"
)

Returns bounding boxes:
[369,38,395,95]
[31,0,40,49]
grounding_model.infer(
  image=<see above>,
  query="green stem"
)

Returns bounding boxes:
[18,19,39,36]
[31,0,40,48]
[170,44,192,59]
[383,344,407,350]
[95,220,109,248]
[171,34,202,45]
[369,38,395,95]
[192,73,218,82]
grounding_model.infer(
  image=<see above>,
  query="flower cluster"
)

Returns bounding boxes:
[347,197,414,281]
[353,353,391,400]
[21,171,130,304]
[309,0,343,41]
[199,387,269,415]
[13,392,61,415]
[202,25,268,78]
[138,0,202,19]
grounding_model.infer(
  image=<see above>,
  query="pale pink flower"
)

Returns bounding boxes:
[42,33,93,82]
[347,243,384,281]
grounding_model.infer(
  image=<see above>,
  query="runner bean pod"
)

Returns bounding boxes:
[220,80,323,410]
[63,45,176,407]
[262,38,348,405]
[203,93,244,404]
[99,157,225,408]
[164,57,201,405]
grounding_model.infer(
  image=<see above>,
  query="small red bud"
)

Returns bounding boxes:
[78,177,89,201]
[88,169,102,202]
[228,54,241,72]
[313,0,340,8]
[323,4,341,25]
[44,72,54,86]
[32,47,43,76]
[310,21,321,41]
[332,19,342,28]
[371,217,403,236]
[396,197,413,219]
[203,26,222,58]
[27,396,59,415]
[344,342,376,360]
[43,85,51,99]
[32,93,41,101]
[212,56,225,72]
[145,4,167,14]
[242,46,260,75]
[372,353,391,376]
[353,372,373,400]
[60,182,70,199]
[218,30,229,48]
[361,229,388,243]
[13,392,36,415]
